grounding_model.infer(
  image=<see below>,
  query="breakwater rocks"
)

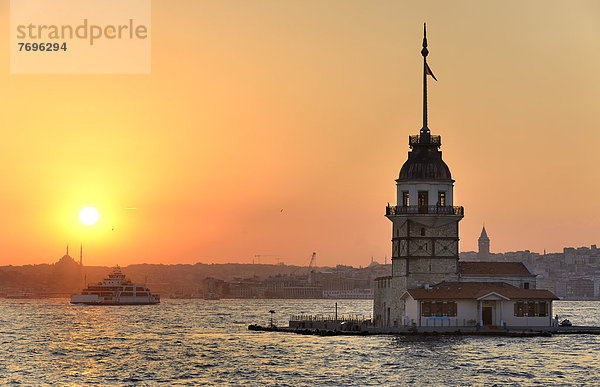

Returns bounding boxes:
[248,324,600,337]
[248,324,369,336]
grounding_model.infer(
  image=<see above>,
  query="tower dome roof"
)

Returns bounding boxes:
[398,132,452,181]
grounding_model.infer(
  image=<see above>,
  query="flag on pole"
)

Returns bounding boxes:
[425,62,437,81]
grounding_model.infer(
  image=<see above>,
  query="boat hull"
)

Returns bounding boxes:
[70,294,160,305]
[71,301,160,305]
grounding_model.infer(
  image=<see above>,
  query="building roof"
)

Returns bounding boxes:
[398,136,452,181]
[459,261,535,277]
[404,282,558,301]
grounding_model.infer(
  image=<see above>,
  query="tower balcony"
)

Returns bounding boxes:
[409,134,441,148]
[386,205,464,216]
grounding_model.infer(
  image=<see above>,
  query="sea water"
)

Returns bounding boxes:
[0,299,599,385]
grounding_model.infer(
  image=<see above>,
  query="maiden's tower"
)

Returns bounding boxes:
[373,25,557,329]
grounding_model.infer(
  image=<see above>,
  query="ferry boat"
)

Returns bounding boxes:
[5,289,36,299]
[70,266,160,305]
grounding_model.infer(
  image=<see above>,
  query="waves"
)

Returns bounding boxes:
[0,299,598,385]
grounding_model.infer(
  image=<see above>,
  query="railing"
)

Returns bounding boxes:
[290,314,371,324]
[409,134,441,147]
[386,205,464,216]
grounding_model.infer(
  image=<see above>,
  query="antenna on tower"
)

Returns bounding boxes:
[421,22,437,133]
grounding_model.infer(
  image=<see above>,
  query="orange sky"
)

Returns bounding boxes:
[1,0,599,267]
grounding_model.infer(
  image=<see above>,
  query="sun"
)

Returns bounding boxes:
[79,206,99,226]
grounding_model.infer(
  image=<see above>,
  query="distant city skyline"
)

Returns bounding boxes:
[1,1,599,266]
[10,239,600,268]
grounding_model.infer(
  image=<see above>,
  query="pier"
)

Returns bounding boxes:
[248,314,600,337]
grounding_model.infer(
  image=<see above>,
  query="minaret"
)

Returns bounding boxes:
[478,226,490,260]
[66,245,69,256]
[79,244,83,266]
[374,24,464,328]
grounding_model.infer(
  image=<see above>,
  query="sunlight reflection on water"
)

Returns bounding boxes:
[0,299,598,385]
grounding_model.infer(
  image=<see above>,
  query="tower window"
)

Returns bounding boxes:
[418,191,428,212]
[421,228,426,236]
[438,191,446,206]
[402,191,409,207]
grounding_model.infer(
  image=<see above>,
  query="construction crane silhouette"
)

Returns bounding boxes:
[290,252,317,276]
[308,252,316,269]
[253,254,281,265]
[307,252,317,284]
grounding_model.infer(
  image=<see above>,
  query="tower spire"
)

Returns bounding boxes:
[421,22,429,133]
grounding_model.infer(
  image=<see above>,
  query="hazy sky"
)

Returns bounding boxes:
[1,0,599,266]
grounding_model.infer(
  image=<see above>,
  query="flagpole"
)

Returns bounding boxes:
[421,23,429,133]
